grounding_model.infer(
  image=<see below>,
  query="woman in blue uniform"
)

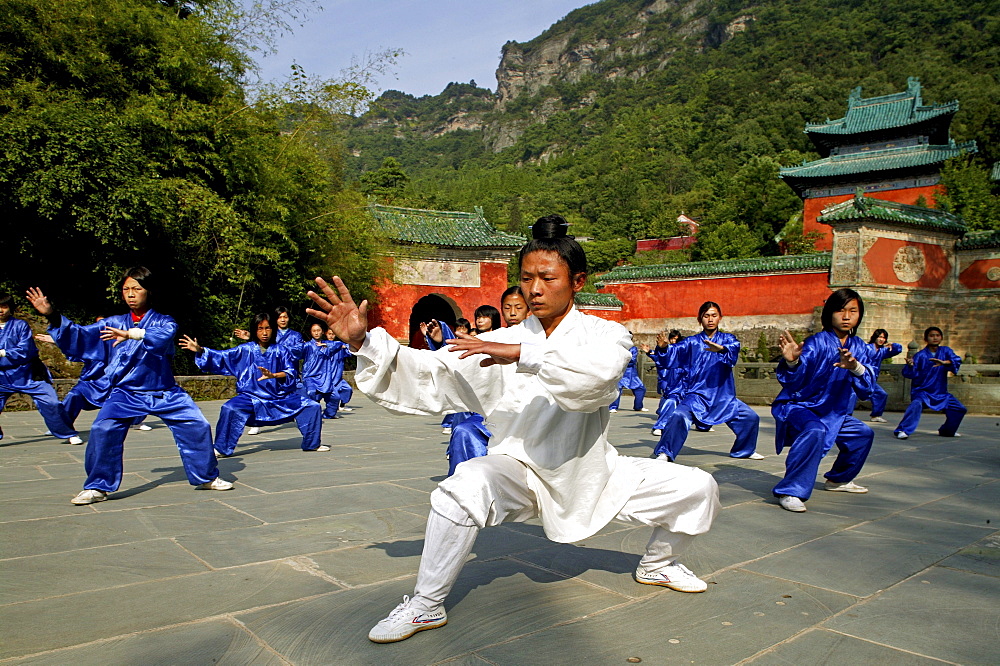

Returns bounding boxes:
[179,313,328,456]
[26,268,230,505]
[0,294,79,444]
[610,339,648,413]
[894,327,966,439]
[644,330,685,436]
[652,302,762,461]
[866,329,902,423]
[771,288,876,513]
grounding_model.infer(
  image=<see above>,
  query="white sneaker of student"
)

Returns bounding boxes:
[654,452,671,462]
[747,452,765,460]
[247,427,261,435]
[778,495,807,512]
[893,431,908,440]
[131,424,153,431]
[869,416,887,423]
[637,407,650,412]
[307,445,331,452]
[368,595,447,643]
[68,436,84,445]
[71,489,108,505]
[634,563,707,593]
[609,408,618,413]
[442,427,452,435]
[651,429,663,436]
[197,477,234,491]
[339,407,353,412]
[823,480,868,493]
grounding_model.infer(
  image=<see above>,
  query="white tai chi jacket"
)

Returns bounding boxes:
[354,307,643,543]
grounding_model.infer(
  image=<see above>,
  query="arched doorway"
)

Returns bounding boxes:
[408,294,461,348]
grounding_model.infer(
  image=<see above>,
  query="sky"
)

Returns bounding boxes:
[250,0,595,98]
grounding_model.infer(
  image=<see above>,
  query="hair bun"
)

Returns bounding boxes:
[531,214,570,240]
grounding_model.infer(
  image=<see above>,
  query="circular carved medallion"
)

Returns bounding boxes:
[987,266,1000,282]
[892,246,925,283]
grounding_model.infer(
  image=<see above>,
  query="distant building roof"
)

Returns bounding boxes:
[806,78,958,137]
[779,140,977,182]
[575,292,623,308]
[957,230,1000,250]
[597,253,831,285]
[817,191,966,233]
[369,203,525,249]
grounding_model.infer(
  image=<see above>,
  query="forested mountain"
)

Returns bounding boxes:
[346,0,1000,268]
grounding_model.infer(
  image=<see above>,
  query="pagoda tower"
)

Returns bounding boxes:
[780,77,977,251]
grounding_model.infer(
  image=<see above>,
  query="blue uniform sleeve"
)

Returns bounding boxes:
[718,335,740,367]
[0,320,38,367]
[195,346,242,377]
[945,347,962,374]
[48,316,106,362]
[140,318,178,357]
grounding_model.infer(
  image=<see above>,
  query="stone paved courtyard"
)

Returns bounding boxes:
[0,398,997,665]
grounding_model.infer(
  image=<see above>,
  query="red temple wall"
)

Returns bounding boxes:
[803,185,943,251]
[598,272,831,320]
[959,258,1000,290]
[369,261,510,341]
[863,239,951,289]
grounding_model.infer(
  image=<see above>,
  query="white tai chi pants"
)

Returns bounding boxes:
[412,454,720,610]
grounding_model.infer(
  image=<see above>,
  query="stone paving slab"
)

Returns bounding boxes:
[0,399,997,664]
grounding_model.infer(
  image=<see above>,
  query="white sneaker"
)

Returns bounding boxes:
[778,495,807,512]
[651,429,663,436]
[131,424,153,431]
[655,452,671,462]
[894,431,908,439]
[609,408,618,413]
[197,477,234,491]
[637,408,650,412]
[747,452,765,460]
[247,427,261,435]
[368,595,447,643]
[824,480,868,493]
[308,445,331,452]
[68,436,84,445]
[442,427,452,435]
[72,489,108,505]
[339,407,353,412]
[869,416,887,423]
[634,563,707,593]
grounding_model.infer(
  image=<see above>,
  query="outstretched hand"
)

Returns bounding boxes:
[233,329,250,341]
[306,277,368,351]
[930,357,950,366]
[703,339,725,353]
[25,287,54,316]
[445,332,520,367]
[834,346,860,372]
[778,330,803,364]
[178,335,202,353]
[34,333,55,344]
[257,365,282,381]
[100,326,130,346]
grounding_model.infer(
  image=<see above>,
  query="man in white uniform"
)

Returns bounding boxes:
[307,215,720,644]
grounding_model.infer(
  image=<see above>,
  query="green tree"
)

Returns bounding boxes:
[693,221,761,261]
[359,157,410,202]
[939,157,1000,231]
[0,0,386,360]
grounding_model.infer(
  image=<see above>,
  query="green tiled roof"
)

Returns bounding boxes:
[806,78,958,135]
[818,192,966,232]
[597,253,832,284]
[957,230,1000,250]
[779,140,977,180]
[574,292,623,308]
[369,203,525,248]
